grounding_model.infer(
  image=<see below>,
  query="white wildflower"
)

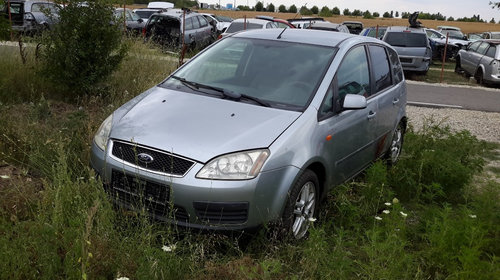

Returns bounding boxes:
[308,217,317,222]
[375,216,382,221]
[162,244,176,252]
[400,211,408,217]
[469,214,477,219]
[392,198,399,204]
[383,210,390,214]
[116,277,130,280]
[0,175,10,179]
[384,202,391,206]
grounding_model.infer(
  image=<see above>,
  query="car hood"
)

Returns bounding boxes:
[110,87,301,163]
[393,46,430,57]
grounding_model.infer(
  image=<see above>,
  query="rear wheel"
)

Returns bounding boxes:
[475,69,484,85]
[385,121,405,166]
[282,170,319,239]
[455,57,463,73]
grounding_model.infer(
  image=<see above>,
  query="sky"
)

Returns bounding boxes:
[209,0,500,22]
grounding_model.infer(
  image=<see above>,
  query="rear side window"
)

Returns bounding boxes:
[486,46,496,58]
[369,45,391,92]
[198,16,208,27]
[384,32,427,48]
[185,17,193,30]
[387,47,403,84]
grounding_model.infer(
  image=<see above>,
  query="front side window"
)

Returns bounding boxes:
[468,41,482,52]
[336,45,371,102]
[162,38,336,111]
[184,17,193,30]
[192,16,201,29]
[198,16,208,27]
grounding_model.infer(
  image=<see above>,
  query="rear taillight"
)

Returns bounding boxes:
[142,27,146,37]
[217,34,222,40]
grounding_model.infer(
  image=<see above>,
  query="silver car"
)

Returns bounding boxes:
[383,26,432,74]
[91,29,407,238]
[456,39,500,85]
[1,0,59,35]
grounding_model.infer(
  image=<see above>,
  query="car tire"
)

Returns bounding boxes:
[455,58,463,73]
[385,121,405,166]
[282,169,319,239]
[475,69,484,85]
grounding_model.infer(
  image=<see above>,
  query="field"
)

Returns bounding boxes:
[126,5,500,34]
[1,30,500,279]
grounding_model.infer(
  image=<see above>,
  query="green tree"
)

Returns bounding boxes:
[332,6,340,15]
[343,8,351,16]
[352,9,362,16]
[373,12,380,18]
[255,1,263,11]
[319,6,332,17]
[300,6,313,15]
[390,10,394,17]
[311,5,319,14]
[289,4,297,13]
[395,11,399,17]
[363,10,372,19]
[41,0,127,95]
[383,11,391,18]
[447,16,455,21]
[0,16,10,40]
[278,4,287,13]
[267,3,275,12]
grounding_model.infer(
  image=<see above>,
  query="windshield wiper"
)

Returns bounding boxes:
[171,76,270,107]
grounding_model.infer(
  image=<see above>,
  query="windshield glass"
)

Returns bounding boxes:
[135,10,157,19]
[226,22,263,33]
[215,15,232,22]
[385,32,427,47]
[161,37,336,111]
[441,30,464,39]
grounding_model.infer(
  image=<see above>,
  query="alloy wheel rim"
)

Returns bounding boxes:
[292,181,316,239]
[390,128,402,162]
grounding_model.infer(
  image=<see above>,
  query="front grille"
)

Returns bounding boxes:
[193,201,249,224]
[111,141,195,176]
[109,170,189,222]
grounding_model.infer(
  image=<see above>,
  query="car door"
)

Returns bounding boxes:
[367,44,405,157]
[461,41,482,74]
[317,45,378,185]
[470,42,490,73]
[480,44,496,77]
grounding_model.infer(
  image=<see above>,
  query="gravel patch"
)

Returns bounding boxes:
[406,106,500,143]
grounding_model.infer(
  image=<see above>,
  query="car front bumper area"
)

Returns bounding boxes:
[90,140,301,231]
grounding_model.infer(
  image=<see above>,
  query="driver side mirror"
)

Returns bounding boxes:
[342,94,367,110]
[138,18,143,23]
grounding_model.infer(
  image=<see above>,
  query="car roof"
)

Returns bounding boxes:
[231,18,273,25]
[386,26,426,34]
[230,28,385,48]
[437,25,461,31]
[342,21,362,24]
[310,22,343,29]
[478,39,500,44]
[156,10,199,18]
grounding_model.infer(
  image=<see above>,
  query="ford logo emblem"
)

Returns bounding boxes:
[137,153,154,164]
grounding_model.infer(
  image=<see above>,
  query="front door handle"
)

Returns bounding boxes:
[367,111,377,120]
[392,98,400,105]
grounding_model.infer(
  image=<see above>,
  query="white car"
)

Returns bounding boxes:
[219,18,278,39]
[200,13,232,34]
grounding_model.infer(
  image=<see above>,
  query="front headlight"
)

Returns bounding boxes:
[196,149,270,180]
[93,114,113,151]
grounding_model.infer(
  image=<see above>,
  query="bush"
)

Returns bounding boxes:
[0,16,10,40]
[41,0,127,96]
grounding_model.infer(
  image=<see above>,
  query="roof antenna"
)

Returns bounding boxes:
[277,27,287,39]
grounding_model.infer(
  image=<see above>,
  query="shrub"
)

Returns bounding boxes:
[41,0,127,96]
[0,16,10,40]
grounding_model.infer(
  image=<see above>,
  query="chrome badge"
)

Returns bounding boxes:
[137,153,154,164]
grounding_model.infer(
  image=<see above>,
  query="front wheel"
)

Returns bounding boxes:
[282,170,319,239]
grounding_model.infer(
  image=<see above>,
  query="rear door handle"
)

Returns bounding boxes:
[392,98,400,105]
[367,111,376,120]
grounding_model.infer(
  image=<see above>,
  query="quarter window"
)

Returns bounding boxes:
[387,47,403,84]
[369,45,392,92]
[486,46,497,58]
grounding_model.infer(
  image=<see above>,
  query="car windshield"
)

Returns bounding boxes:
[490,33,500,39]
[385,32,427,47]
[366,27,386,38]
[31,3,59,13]
[226,22,263,33]
[161,37,336,111]
[441,29,464,39]
[135,10,157,19]
[215,15,232,22]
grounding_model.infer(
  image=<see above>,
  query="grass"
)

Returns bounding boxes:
[0,36,499,279]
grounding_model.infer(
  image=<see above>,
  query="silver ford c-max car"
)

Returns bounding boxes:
[91,29,407,238]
